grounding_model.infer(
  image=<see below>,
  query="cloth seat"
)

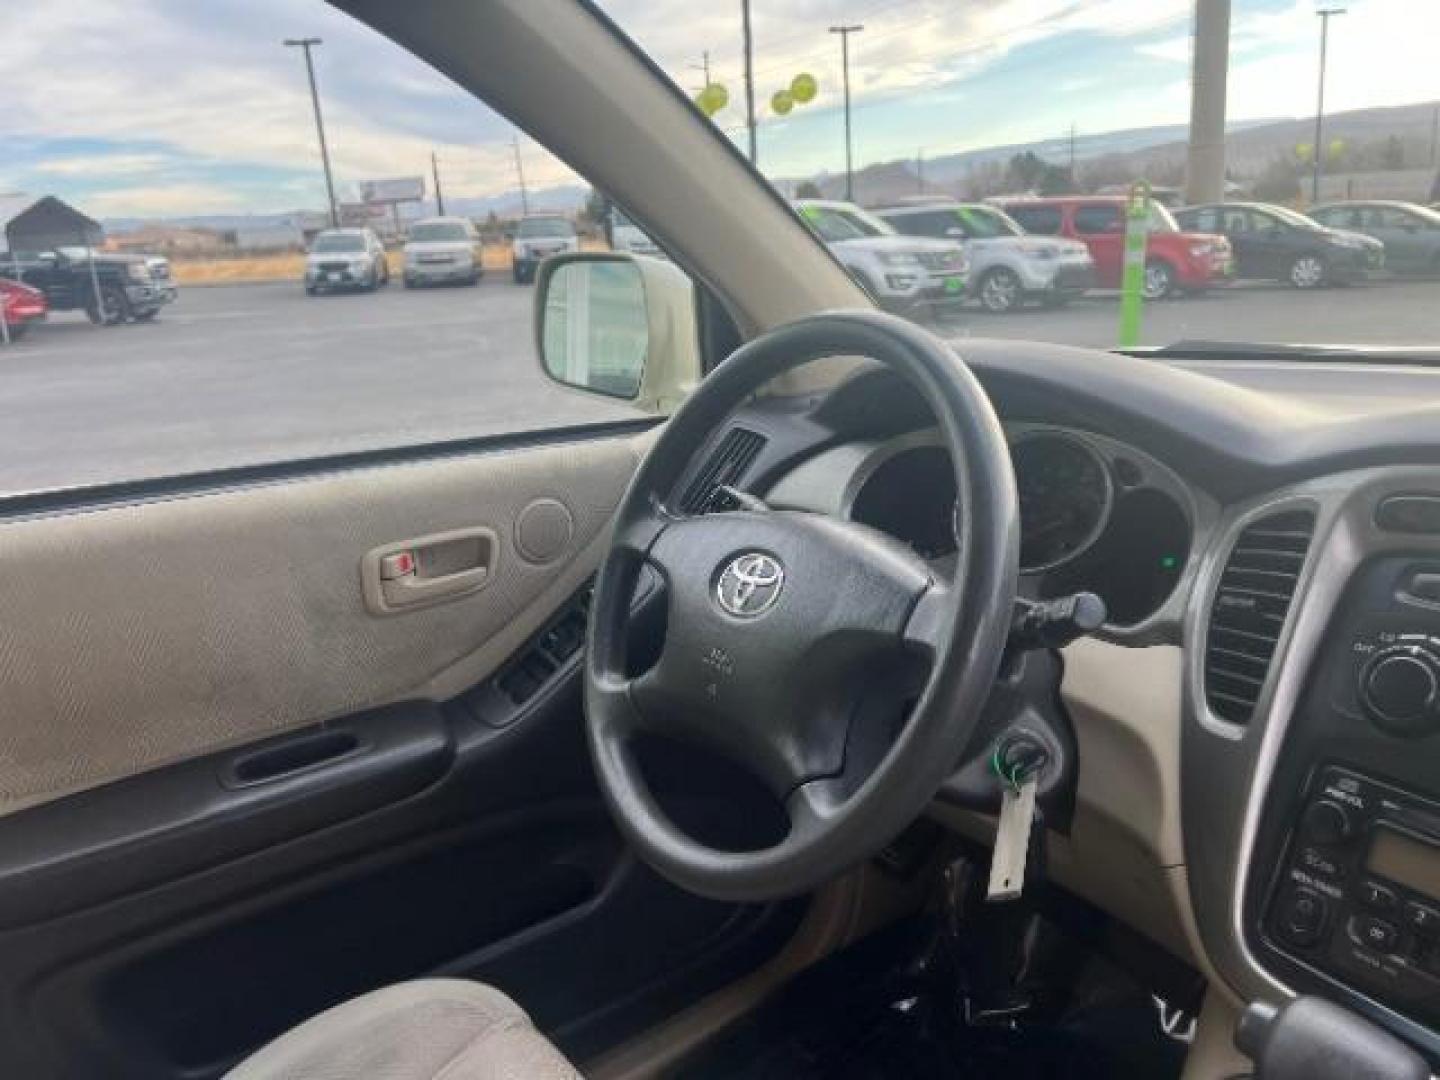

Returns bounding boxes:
[225,978,581,1080]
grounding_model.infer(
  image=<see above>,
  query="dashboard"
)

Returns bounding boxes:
[702,342,1440,1067]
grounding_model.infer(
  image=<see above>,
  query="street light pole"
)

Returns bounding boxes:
[743,1,757,164]
[1311,8,1345,204]
[284,37,339,229]
[830,24,863,202]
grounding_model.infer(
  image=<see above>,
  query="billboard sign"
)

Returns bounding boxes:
[358,177,425,204]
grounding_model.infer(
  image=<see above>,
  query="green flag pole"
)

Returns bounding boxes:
[1118,180,1151,348]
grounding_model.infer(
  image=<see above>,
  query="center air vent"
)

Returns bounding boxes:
[1203,508,1316,725]
[678,427,767,514]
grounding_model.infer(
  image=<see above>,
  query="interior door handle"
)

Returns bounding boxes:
[362,527,497,614]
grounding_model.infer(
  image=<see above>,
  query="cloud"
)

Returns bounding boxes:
[32,153,170,177]
[1,0,1435,219]
[82,183,250,217]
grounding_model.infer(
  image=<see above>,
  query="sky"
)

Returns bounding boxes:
[2,0,1437,219]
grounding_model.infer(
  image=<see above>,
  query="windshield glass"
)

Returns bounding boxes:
[957,206,1022,238]
[408,222,469,242]
[311,234,365,253]
[517,217,573,238]
[798,205,871,242]
[834,206,894,237]
[1266,205,1324,230]
[610,0,1440,350]
[1147,203,1178,233]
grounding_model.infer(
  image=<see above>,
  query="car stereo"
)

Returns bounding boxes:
[1266,765,1440,1027]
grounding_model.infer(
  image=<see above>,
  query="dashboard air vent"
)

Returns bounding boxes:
[678,427,767,514]
[1204,509,1316,725]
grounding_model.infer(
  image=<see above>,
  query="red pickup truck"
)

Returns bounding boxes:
[0,277,47,341]
[995,196,1233,299]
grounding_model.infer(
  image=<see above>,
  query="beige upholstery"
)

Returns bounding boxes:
[225,979,580,1080]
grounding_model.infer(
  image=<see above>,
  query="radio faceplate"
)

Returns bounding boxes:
[1266,765,1440,1027]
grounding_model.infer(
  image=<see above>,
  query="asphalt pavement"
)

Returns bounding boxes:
[2,274,1438,498]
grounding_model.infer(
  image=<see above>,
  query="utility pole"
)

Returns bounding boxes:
[1185,0,1231,205]
[1430,103,1438,167]
[512,135,530,215]
[283,37,339,228]
[742,2,757,164]
[1312,8,1346,204]
[431,151,445,216]
[830,24,864,202]
[917,148,925,193]
[1068,123,1077,178]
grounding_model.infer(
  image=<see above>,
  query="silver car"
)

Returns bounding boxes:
[877,201,1095,313]
[511,215,580,284]
[1310,201,1440,275]
[304,228,389,294]
[403,217,484,287]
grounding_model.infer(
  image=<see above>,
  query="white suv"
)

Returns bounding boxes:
[876,201,1094,313]
[793,199,969,316]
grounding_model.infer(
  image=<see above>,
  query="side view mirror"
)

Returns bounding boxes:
[535,252,700,415]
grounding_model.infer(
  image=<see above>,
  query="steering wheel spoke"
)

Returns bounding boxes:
[902,579,952,659]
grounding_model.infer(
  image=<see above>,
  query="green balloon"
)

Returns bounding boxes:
[790,72,817,104]
[693,82,728,116]
[771,89,794,116]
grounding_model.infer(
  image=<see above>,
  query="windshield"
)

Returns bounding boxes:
[798,205,871,242]
[408,222,469,242]
[1266,205,1324,231]
[834,206,895,237]
[517,217,573,238]
[1147,203,1179,233]
[612,0,1440,350]
[311,234,365,253]
[956,206,1023,238]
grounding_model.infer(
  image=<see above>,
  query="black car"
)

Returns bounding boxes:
[1174,202,1382,288]
[4,248,177,324]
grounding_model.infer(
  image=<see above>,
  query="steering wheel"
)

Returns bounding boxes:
[585,311,1019,902]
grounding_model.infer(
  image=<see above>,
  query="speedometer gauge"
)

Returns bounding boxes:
[1011,431,1114,573]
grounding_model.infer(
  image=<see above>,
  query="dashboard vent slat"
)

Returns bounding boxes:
[1203,509,1316,725]
[678,427,767,514]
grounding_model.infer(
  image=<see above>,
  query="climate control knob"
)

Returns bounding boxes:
[1300,799,1355,846]
[1359,645,1440,738]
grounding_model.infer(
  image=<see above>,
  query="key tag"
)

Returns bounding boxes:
[987,774,1038,902]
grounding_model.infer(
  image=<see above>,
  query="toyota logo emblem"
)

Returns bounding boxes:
[715,552,785,617]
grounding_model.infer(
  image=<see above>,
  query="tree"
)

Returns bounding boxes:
[794,180,823,199]
[1381,135,1406,171]
[1253,156,1302,203]
[1036,163,1076,196]
[582,187,610,228]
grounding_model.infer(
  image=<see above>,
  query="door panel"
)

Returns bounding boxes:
[0,430,642,817]
[0,427,807,1078]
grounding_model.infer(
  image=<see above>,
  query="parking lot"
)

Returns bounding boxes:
[2,274,1438,497]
